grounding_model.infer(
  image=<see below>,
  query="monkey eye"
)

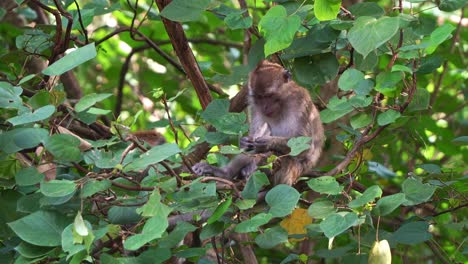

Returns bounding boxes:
[283,70,292,82]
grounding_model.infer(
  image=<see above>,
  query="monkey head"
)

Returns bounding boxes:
[248,60,292,118]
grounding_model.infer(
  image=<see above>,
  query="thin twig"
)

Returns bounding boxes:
[73,0,88,43]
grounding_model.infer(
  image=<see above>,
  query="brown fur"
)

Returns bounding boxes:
[193,60,324,186]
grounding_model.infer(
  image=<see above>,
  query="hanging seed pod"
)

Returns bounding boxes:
[368,239,391,264]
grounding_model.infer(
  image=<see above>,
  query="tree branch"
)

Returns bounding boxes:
[155,0,212,109]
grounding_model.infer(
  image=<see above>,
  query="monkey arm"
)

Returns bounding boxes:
[192,154,260,179]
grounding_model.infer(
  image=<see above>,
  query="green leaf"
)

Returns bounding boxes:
[213,112,249,135]
[43,43,96,76]
[348,2,385,17]
[368,161,396,178]
[438,0,467,11]
[373,193,406,216]
[7,105,55,126]
[75,93,112,112]
[314,0,341,21]
[235,199,256,210]
[15,242,54,258]
[15,167,44,186]
[12,128,48,150]
[374,71,403,96]
[124,143,181,172]
[393,222,432,244]
[211,65,249,86]
[326,96,353,112]
[40,180,76,197]
[350,114,372,129]
[320,108,352,124]
[200,222,224,241]
[123,214,169,251]
[320,212,358,238]
[293,53,339,86]
[241,171,270,199]
[392,64,413,73]
[287,137,311,156]
[348,16,399,58]
[417,55,443,74]
[0,82,23,109]
[235,213,273,233]
[407,89,430,112]
[225,11,252,29]
[219,145,241,155]
[43,134,81,162]
[417,164,442,174]
[266,184,300,217]
[201,99,230,123]
[308,199,336,219]
[349,95,373,108]
[101,247,171,264]
[259,5,301,56]
[348,185,383,208]
[377,109,401,126]
[159,0,210,22]
[159,222,197,248]
[84,149,120,169]
[307,176,343,195]
[136,190,172,218]
[80,179,112,198]
[283,23,340,59]
[201,99,249,135]
[338,69,365,91]
[8,210,69,246]
[427,23,455,54]
[74,212,89,236]
[108,206,141,224]
[452,136,468,146]
[402,178,436,206]
[86,107,111,115]
[207,197,232,224]
[175,248,207,258]
[255,226,288,249]
[61,222,93,256]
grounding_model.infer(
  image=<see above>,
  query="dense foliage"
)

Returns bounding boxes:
[0,0,466,263]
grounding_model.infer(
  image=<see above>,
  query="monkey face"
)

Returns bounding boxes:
[252,93,283,118]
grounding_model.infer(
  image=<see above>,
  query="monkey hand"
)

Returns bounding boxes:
[240,160,258,179]
[252,137,270,153]
[240,136,255,151]
[192,162,215,175]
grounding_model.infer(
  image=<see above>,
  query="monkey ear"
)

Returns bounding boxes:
[283,70,292,82]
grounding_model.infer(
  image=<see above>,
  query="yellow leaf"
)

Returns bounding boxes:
[280,208,313,241]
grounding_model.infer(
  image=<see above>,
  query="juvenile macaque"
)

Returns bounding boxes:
[193,60,324,185]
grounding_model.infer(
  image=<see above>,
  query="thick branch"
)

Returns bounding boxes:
[155,0,212,109]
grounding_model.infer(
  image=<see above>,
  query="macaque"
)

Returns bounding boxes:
[193,60,324,185]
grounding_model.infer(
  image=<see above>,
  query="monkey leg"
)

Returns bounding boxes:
[271,157,303,186]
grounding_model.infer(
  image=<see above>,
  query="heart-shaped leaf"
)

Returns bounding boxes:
[259,5,301,56]
[348,16,399,58]
[320,212,358,238]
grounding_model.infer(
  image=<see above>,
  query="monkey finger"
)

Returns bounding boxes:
[192,162,213,175]
[240,136,254,150]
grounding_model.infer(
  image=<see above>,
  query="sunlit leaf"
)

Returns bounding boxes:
[43,43,97,76]
[159,0,210,22]
[348,16,399,58]
[259,5,301,56]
